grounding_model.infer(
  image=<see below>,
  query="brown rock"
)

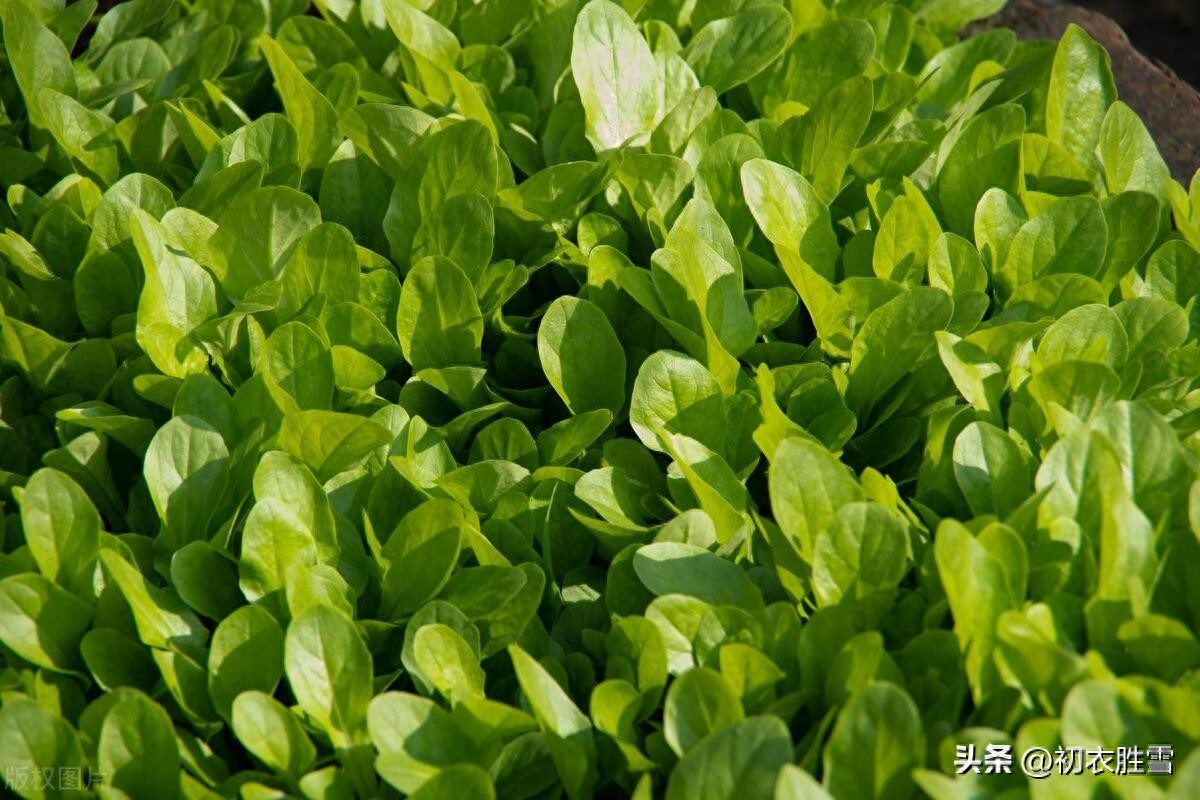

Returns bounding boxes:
[974,0,1200,182]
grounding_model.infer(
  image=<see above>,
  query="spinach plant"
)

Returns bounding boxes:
[1,0,1200,798]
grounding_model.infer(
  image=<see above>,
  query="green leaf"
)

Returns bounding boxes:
[934,520,1026,701]
[719,643,786,715]
[413,623,487,705]
[812,502,909,608]
[539,409,614,467]
[756,19,875,113]
[285,605,373,748]
[684,6,792,96]
[130,210,219,379]
[409,765,497,799]
[873,190,942,285]
[98,690,182,800]
[263,321,336,412]
[633,542,763,609]
[665,716,793,800]
[1036,304,1126,371]
[822,683,924,800]
[1046,24,1116,167]
[239,452,337,603]
[0,574,93,673]
[591,678,655,770]
[782,76,874,204]
[17,468,101,599]
[339,104,434,180]
[99,549,208,658]
[936,332,1004,418]
[659,433,752,544]
[776,764,834,800]
[845,287,953,418]
[538,296,626,416]
[231,690,317,778]
[952,422,1032,518]
[381,0,460,102]
[208,186,322,302]
[413,193,495,284]
[397,257,484,370]
[89,173,175,254]
[998,196,1107,295]
[144,415,229,550]
[0,699,88,800]
[741,159,839,279]
[261,35,340,173]
[368,691,475,773]
[594,577,650,660]
[664,666,744,756]
[937,104,1025,236]
[915,0,1007,37]
[770,438,864,564]
[1098,101,1171,203]
[572,0,661,151]
[379,499,467,620]
[278,410,392,482]
[81,628,158,691]
[509,645,597,800]
[1117,614,1200,683]
[651,200,758,382]
[37,90,119,186]
[276,222,361,321]
[1,2,77,128]
[208,604,284,721]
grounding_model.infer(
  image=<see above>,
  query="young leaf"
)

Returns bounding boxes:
[572,0,661,151]
[378,498,467,620]
[770,438,864,563]
[285,605,374,748]
[232,690,318,778]
[1,3,77,128]
[98,691,182,800]
[822,683,924,800]
[664,716,793,800]
[397,257,484,370]
[663,667,744,756]
[633,542,763,610]
[538,296,627,416]
[0,700,88,797]
[1046,24,1116,167]
[208,604,285,721]
[129,210,218,379]
[144,415,229,550]
[0,574,93,673]
[683,6,792,96]
[17,468,101,599]
[509,645,598,799]
[261,36,340,173]
[99,549,209,659]
[413,623,487,705]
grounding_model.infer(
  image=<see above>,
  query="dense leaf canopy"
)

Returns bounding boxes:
[1,1,1200,798]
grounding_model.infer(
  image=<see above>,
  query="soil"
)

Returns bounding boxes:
[975,0,1200,181]
[1075,0,1200,87]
